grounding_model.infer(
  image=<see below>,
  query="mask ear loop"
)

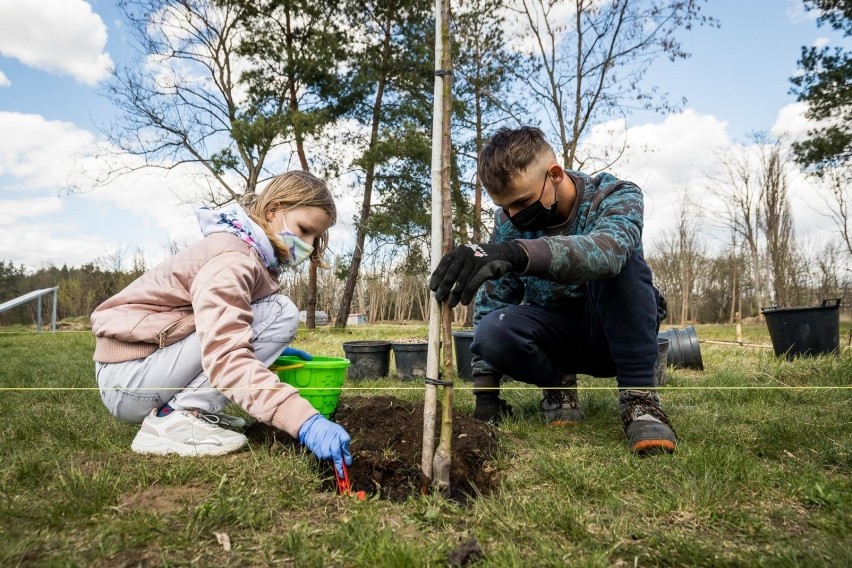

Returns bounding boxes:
[546,165,560,214]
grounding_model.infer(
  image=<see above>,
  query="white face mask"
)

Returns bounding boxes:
[278,228,314,266]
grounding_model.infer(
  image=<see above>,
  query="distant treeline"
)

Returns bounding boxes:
[3,251,849,329]
[0,260,143,326]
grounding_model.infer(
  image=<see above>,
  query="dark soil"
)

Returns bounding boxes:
[245,395,500,502]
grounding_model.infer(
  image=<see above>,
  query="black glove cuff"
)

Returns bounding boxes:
[507,241,529,272]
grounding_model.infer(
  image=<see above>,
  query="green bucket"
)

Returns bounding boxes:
[270,355,350,418]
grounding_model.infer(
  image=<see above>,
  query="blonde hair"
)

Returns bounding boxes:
[241,171,336,268]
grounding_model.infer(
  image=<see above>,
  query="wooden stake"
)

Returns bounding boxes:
[422,0,447,493]
[701,339,773,349]
[431,0,454,498]
[735,311,743,344]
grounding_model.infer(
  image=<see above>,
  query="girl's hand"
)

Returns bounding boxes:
[298,414,352,476]
[282,346,312,360]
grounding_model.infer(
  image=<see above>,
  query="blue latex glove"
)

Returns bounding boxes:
[298,414,352,476]
[282,346,312,360]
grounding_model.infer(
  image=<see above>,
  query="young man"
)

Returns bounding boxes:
[429,126,676,454]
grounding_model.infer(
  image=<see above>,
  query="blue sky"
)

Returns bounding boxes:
[0,0,849,272]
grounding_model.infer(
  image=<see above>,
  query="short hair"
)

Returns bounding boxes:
[478,126,554,196]
[242,171,337,269]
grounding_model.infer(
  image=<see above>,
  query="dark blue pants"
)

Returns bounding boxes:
[471,250,660,389]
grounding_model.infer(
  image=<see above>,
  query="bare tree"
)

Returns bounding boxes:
[710,145,765,315]
[650,193,704,323]
[512,0,716,169]
[104,0,286,202]
[757,139,796,306]
[811,241,846,300]
[816,164,852,259]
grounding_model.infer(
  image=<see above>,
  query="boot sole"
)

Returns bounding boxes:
[631,439,676,454]
[548,419,583,427]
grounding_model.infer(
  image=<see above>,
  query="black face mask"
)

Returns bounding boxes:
[506,173,559,232]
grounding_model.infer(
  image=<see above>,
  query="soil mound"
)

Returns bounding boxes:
[246,395,500,502]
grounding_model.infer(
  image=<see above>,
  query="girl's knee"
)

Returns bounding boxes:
[252,294,299,337]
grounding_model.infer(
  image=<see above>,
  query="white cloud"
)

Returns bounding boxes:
[0,196,63,225]
[771,102,812,140]
[560,108,840,254]
[770,100,848,150]
[0,69,9,87]
[0,222,112,270]
[0,112,98,189]
[786,0,819,24]
[0,111,362,270]
[0,0,112,85]
[0,112,205,267]
[573,110,733,250]
[813,36,830,48]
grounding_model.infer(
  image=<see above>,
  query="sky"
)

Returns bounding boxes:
[0,0,850,273]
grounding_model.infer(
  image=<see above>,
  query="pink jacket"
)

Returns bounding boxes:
[91,232,317,437]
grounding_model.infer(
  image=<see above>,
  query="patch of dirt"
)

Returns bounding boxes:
[117,485,210,514]
[56,317,92,331]
[246,395,501,502]
[100,547,163,568]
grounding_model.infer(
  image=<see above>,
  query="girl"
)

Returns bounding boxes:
[92,171,351,475]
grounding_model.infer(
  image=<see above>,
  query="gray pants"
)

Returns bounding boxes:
[96,294,299,423]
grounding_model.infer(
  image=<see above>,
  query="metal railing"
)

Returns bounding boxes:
[0,287,59,333]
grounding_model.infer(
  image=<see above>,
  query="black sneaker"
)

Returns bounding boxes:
[540,375,585,426]
[619,390,677,454]
[474,395,514,425]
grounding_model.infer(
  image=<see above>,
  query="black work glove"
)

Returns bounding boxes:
[429,242,528,307]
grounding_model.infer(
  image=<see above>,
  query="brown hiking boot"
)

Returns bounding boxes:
[619,389,677,454]
[540,375,585,426]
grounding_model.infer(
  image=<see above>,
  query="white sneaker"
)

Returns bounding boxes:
[131,409,248,456]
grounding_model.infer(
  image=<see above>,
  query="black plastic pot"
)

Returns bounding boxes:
[654,337,671,386]
[761,299,841,359]
[341,340,391,380]
[658,326,704,370]
[391,341,428,381]
[451,330,474,381]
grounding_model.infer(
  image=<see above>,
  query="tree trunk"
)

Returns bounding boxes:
[284,6,319,328]
[334,14,393,328]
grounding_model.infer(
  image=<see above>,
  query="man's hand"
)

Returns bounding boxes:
[429,242,528,307]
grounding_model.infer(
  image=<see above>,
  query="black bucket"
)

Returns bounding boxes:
[658,326,704,370]
[341,340,391,380]
[761,299,841,359]
[451,330,474,381]
[655,337,671,386]
[391,341,428,381]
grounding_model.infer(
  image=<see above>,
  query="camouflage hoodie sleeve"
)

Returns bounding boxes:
[518,181,643,283]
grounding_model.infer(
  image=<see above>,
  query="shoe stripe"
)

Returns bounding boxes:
[631,439,676,452]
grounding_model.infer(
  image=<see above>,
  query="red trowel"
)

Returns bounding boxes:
[334,462,367,501]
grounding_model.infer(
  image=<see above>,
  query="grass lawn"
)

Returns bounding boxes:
[1,322,850,566]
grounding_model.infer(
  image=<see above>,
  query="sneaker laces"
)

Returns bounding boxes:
[541,381,579,410]
[619,390,675,431]
[194,410,246,429]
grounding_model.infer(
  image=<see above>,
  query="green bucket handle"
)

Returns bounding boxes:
[269,363,305,372]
